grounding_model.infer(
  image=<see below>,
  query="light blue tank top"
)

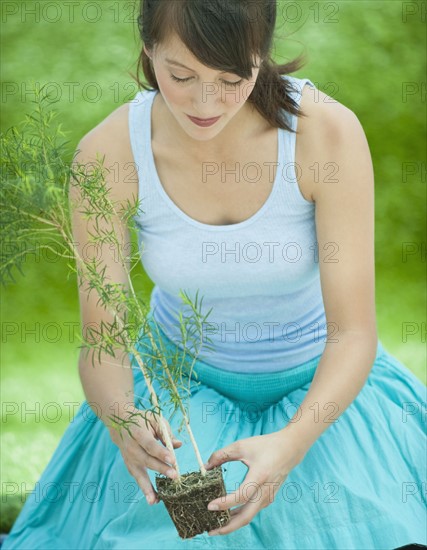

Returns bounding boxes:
[128,75,328,373]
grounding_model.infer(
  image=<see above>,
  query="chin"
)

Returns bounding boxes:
[180,117,225,141]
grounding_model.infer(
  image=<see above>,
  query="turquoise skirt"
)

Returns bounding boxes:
[3,316,427,549]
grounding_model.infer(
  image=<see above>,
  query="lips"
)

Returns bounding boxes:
[189,116,219,122]
[187,114,221,127]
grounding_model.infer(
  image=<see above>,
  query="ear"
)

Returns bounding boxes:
[143,46,152,59]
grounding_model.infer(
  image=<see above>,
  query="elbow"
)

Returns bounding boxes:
[339,328,379,359]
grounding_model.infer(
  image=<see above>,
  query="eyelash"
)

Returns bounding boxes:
[169,74,243,87]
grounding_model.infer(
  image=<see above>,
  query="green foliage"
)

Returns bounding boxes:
[1,87,215,468]
[1,85,72,285]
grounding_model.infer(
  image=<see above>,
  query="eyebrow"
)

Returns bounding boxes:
[165,58,228,74]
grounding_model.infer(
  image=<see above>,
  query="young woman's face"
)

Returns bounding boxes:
[145,34,261,142]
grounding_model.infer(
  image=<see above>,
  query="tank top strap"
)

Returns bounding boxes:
[282,75,316,129]
[128,88,156,212]
[278,75,317,207]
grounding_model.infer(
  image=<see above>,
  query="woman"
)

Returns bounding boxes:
[3,1,426,548]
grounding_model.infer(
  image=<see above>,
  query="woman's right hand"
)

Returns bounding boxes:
[108,406,182,505]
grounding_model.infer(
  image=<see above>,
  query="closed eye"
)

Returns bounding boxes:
[169,74,243,87]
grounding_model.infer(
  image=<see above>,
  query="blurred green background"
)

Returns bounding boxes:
[1,0,426,532]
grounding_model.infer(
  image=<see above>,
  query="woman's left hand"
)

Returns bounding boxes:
[204,429,304,536]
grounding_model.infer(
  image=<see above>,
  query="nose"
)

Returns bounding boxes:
[191,81,222,117]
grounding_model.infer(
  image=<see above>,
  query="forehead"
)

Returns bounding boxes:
[157,33,229,74]
[157,32,194,61]
[156,32,260,74]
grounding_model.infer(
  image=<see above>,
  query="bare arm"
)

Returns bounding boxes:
[69,109,182,502]
[282,91,378,460]
[69,124,137,443]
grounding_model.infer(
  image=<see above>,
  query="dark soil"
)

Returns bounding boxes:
[155,465,231,539]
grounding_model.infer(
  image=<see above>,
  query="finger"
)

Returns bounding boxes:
[208,472,263,510]
[150,417,176,443]
[153,432,182,448]
[151,421,183,451]
[205,442,242,470]
[133,468,158,505]
[208,499,259,536]
[164,435,183,448]
[152,428,182,447]
[230,507,242,517]
[143,437,177,466]
[144,452,179,479]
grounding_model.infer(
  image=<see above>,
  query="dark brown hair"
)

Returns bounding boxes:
[132,0,308,133]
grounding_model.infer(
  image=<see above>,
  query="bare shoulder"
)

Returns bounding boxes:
[297,82,368,202]
[75,102,137,204]
[77,101,131,155]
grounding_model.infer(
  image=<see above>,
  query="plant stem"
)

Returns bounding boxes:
[145,331,208,479]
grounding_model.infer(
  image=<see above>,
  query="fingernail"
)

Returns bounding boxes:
[167,468,176,478]
[147,495,154,505]
[208,503,219,511]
